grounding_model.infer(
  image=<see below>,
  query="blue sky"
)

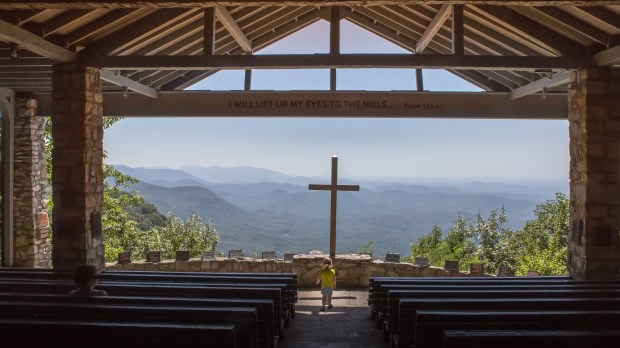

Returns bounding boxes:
[104,19,569,183]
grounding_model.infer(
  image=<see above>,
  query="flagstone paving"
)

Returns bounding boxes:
[280,288,390,348]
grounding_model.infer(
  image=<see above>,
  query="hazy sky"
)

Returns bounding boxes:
[104,20,569,183]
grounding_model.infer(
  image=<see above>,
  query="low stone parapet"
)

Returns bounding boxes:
[106,254,472,287]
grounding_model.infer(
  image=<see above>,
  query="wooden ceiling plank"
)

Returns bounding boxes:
[35,9,93,37]
[80,8,198,56]
[53,8,141,48]
[0,18,76,61]
[215,6,252,53]
[576,6,620,32]
[510,71,570,99]
[0,9,45,25]
[533,6,611,46]
[473,5,586,56]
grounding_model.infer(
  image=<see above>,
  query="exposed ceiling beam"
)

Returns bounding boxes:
[31,90,568,120]
[510,71,570,99]
[215,6,251,53]
[100,70,159,98]
[415,4,451,53]
[591,45,620,66]
[0,1,615,10]
[87,53,586,71]
[0,18,76,62]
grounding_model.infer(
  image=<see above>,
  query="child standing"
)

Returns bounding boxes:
[316,257,336,312]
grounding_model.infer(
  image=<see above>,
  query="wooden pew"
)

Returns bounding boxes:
[0,270,297,323]
[0,300,259,348]
[0,292,276,348]
[379,283,620,335]
[415,310,620,348]
[442,329,620,348]
[0,280,286,339]
[394,297,620,348]
[0,318,236,348]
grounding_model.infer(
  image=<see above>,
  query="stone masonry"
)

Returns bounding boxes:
[12,98,52,268]
[107,254,473,287]
[51,63,105,272]
[568,67,620,280]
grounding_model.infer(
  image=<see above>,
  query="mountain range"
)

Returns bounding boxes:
[114,164,566,258]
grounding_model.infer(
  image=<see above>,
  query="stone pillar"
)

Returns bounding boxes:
[51,63,104,272]
[12,98,52,268]
[568,67,620,280]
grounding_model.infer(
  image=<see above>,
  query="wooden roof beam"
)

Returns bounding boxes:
[415,4,451,53]
[100,70,159,98]
[0,2,615,10]
[215,6,252,53]
[88,53,586,70]
[591,44,620,66]
[0,18,76,61]
[510,71,570,99]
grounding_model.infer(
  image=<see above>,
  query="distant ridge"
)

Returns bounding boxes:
[114,164,564,257]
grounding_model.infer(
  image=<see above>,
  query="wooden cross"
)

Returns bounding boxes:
[308,155,360,257]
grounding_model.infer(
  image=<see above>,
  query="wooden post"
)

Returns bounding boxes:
[330,6,340,91]
[203,7,215,56]
[452,4,464,56]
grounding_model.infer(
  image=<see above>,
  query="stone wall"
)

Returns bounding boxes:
[12,98,51,268]
[568,67,620,280]
[106,254,473,287]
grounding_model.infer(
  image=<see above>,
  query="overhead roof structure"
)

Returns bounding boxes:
[0,1,618,101]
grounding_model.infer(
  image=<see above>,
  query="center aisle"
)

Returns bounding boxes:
[281,289,390,348]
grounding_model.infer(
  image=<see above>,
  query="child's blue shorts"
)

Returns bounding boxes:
[321,288,333,295]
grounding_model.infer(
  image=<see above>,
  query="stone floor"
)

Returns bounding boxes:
[279,288,390,348]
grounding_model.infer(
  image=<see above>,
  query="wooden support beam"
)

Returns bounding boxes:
[215,6,251,53]
[452,4,464,55]
[0,18,76,62]
[415,4,452,53]
[330,6,340,91]
[591,45,620,66]
[510,71,570,100]
[244,69,251,90]
[30,91,569,120]
[0,2,615,10]
[203,7,215,55]
[100,70,159,98]
[416,69,424,91]
[87,53,587,71]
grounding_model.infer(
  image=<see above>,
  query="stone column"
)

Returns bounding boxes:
[51,63,104,272]
[568,67,620,280]
[12,98,52,268]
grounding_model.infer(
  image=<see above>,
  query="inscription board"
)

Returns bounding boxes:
[414,257,430,268]
[176,250,190,262]
[146,251,161,263]
[201,251,215,260]
[118,252,132,264]
[262,251,277,260]
[444,260,459,272]
[284,253,296,261]
[228,249,244,259]
[497,266,514,277]
[385,253,400,263]
[470,263,485,274]
[526,270,541,277]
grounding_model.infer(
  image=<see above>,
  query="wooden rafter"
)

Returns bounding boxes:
[0,18,77,61]
[510,71,570,99]
[415,4,452,53]
[100,70,159,98]
[591,45,620,66]
[215,6,252,53]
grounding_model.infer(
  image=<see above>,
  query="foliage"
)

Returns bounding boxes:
[145,211,219,260]
[409,194,570,275]
[358,240,376,255]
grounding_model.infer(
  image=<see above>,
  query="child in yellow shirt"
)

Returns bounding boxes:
[316,257,336,312]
